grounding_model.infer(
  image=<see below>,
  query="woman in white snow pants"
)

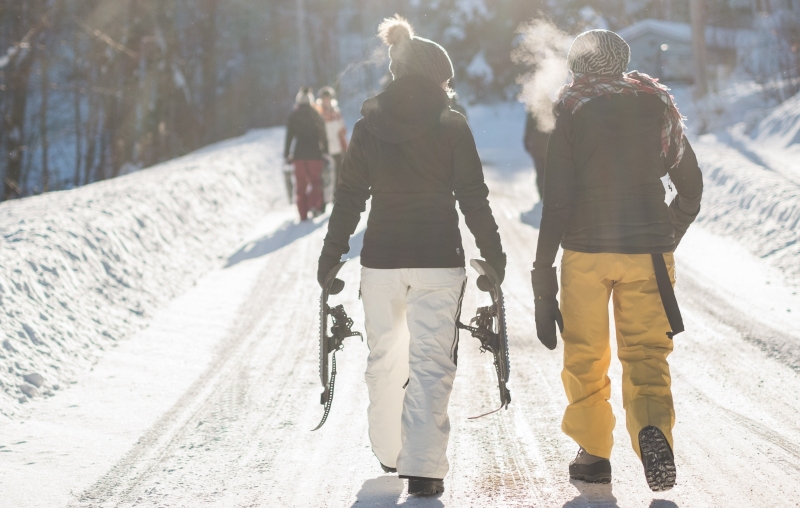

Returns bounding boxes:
[361,267,466,480]
[317,15,505,496]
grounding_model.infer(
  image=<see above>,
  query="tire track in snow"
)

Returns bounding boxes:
[71,218,331,506]
[679,272,800,373]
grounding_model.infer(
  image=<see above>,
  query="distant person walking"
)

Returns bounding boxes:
[317,15,505,497]
[316,86,348,210]
[530,30,703,491]
[285,87,328,220]
[523,111,550,200]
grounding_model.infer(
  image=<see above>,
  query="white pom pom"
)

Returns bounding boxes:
[378,15,414,46]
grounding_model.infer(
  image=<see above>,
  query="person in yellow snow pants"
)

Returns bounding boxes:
[529,29,703,492]
[559,251,675,460]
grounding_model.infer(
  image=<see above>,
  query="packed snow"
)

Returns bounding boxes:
[0,94,799,506]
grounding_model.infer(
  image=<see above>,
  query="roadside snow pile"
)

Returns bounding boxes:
[693,133,800,284]
[752,91,800,149]
[0,128,286,419]
[672,83,800,285]
[726,90,800,186]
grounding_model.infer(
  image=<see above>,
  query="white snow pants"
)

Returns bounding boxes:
[361,266,466,479]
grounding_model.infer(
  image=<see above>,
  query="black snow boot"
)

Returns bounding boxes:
[569,447,612,484]
[638,426,676,492]
[380,462,397,474]
[404,476,444,496]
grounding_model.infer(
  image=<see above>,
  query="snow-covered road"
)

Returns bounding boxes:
[2,111,800,507]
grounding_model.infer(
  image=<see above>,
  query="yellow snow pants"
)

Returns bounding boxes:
[560,250,676,459]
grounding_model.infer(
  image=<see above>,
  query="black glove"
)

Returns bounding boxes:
[531,266,563,350]
[477,253,506,292]
[317,254,344,295]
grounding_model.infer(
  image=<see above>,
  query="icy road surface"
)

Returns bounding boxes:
[2,116,800,507]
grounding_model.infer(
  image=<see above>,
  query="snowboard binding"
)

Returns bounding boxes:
[457,259,512,418]
[312,260,362,431]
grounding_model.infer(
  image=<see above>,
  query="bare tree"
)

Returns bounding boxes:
[200,0,219,144]
[3,2,40,199]
[691,0,709,98]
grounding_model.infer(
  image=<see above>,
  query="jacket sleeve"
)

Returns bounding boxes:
[452,119,504,265]
[320,121,371,261]
[533,111,576,269]
[667,137,703,247]
[284,113,295,159]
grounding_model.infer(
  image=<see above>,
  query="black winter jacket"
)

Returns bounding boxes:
[320,76,504,269]
[534,93,703,268]
[284,104,328,160]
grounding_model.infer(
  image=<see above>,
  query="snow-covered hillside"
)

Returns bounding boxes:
[0,129,286,419]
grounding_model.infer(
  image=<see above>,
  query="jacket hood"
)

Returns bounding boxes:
[361,75,449,143]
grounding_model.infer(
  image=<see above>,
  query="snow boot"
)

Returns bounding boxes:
[639,426,676,492]
[380,462,397,474]
[404,476,444,496]
[569,447,612,484]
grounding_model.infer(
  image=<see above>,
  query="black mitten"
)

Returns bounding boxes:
[531,266,564,350]
[477,253,506,292]
[317,254,344,295]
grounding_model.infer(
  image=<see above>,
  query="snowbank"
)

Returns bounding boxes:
[0,128,286,419]
[693,133,800,284]
[670,84,800,285]
[731,90,800,186]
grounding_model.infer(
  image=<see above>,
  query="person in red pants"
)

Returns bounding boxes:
[285,87,328,220]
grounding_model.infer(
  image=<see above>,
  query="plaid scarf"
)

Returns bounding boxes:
[556,71,686,167]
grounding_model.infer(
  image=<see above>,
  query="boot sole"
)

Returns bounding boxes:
[406,478,445,496]
[408,486,445,496]
[639,426,676,492]
[570,471,611,484]
[569,457,612,484]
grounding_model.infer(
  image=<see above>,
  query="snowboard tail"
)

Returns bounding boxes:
[313,260,361,431]
[457,259,512,417]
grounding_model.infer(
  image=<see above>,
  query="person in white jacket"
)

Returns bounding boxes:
[317,87,348,209]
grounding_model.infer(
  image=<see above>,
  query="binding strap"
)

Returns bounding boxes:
[651,253,684,339]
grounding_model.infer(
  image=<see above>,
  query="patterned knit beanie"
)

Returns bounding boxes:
[378,15,454,85]
[567,29,630,76]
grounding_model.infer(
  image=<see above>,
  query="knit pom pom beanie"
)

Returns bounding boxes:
[377,15,454,85]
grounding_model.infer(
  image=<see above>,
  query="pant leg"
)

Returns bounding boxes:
[397,268,466,479]
[361,267,411,469]
[294,160,309,220]
[332,153,343,198]
[560,250,616,459]
[612,253,676,458]
[307,159,324,213]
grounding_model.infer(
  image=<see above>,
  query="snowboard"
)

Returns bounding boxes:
[458,259,512,416]
[312,260,361,431]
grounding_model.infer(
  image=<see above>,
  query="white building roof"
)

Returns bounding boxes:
[617,18,755,49]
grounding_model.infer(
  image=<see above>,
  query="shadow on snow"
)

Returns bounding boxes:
[350,476,444,507]
[225,217,328,268]
[562,480,678,508]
